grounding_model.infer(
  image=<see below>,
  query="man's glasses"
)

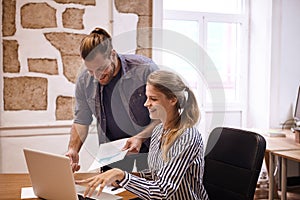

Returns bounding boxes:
[88,61,111,78]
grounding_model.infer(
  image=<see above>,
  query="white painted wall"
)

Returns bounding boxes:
[2,0,300,173]
[271,0,300,177]
[273,0,300,126]
[0,0,137,173]
[0,0,111,127]
[249,0,300,177]
[248,0,300,129]
[0,129,99,173]
[248,0,273,129]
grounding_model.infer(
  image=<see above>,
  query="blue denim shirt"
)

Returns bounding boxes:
[74,54,159,145]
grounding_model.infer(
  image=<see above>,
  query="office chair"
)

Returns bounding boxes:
[203,127,266,200]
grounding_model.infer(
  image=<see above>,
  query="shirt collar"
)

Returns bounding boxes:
[118,54,132,79]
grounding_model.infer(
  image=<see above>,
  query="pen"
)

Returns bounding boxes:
[111,187,119,191]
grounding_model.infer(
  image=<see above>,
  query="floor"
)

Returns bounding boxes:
[254,178,300,199]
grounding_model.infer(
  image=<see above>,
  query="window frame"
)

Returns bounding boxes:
[153,0,249,130]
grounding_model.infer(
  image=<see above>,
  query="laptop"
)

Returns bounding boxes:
[23,148,122,200]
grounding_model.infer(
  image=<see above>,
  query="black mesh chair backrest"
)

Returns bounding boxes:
[203,127,266,200]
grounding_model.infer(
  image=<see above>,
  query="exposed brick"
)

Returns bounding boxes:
[115,0,152,16]
[137,23,152,49]
[137,15,152,28]
[54,0,95,5]
[44,32,85,83]
[115,0,153,58]
[56,96,75,120]
[1,0,155,120]
[136,26,152,58]
[63,8,84,30]
[2,0,16,36]
[61,55,83,83]
[28,58,58,75]
[136,48,152,58]
[44,32,86,55]
[4,77,47,110]
[21,3,57,29]
[3,40,20,73]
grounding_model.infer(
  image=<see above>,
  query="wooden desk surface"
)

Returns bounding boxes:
[0,173,137,200]
[234,129,300,200]
[261,130,300,152]
[272,150,300,162]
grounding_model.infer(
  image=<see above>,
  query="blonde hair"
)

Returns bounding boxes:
[80,27,112,61]
[147,70,200,161]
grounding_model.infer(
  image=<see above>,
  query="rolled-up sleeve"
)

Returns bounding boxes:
[73,73,93,125]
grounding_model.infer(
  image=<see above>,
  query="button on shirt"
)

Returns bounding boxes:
[118,124,209,200]
[74,54,159,146]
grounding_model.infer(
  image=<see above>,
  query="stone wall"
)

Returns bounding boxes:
[4,77,48,110]
[115,0,153,57]
[1,0,153,126]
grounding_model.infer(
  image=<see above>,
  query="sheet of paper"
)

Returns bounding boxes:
[102,185,126,195]
[88,138,129,171]
[21,187,37,199]
[76,184,124,198]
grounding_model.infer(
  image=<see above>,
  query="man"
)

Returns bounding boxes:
[66,27,159,172]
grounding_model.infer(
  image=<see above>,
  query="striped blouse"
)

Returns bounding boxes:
[118,123,209,200]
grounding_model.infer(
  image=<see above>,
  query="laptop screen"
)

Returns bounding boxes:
[23,148,122,200]
[294,86,300,121]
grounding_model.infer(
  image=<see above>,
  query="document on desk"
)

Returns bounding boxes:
[21,186,125,199]
[88,138,129,171]
[21,187,38,199]
[265,130,286,137]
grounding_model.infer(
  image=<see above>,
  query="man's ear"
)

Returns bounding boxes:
[170,97,178,106]
[111,49,116,58]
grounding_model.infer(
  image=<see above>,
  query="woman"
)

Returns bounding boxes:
[76,70,209,200]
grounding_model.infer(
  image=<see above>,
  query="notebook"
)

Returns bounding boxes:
[265,129,286,137]
[23,148,122,200]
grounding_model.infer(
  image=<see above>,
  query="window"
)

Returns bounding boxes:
[163,0,244,14]
[153,0,249,133]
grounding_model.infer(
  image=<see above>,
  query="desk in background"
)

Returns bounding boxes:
[264,130,300,152]
[272,150,300,200]
[261,129,300,200]
[0,173,137,200]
